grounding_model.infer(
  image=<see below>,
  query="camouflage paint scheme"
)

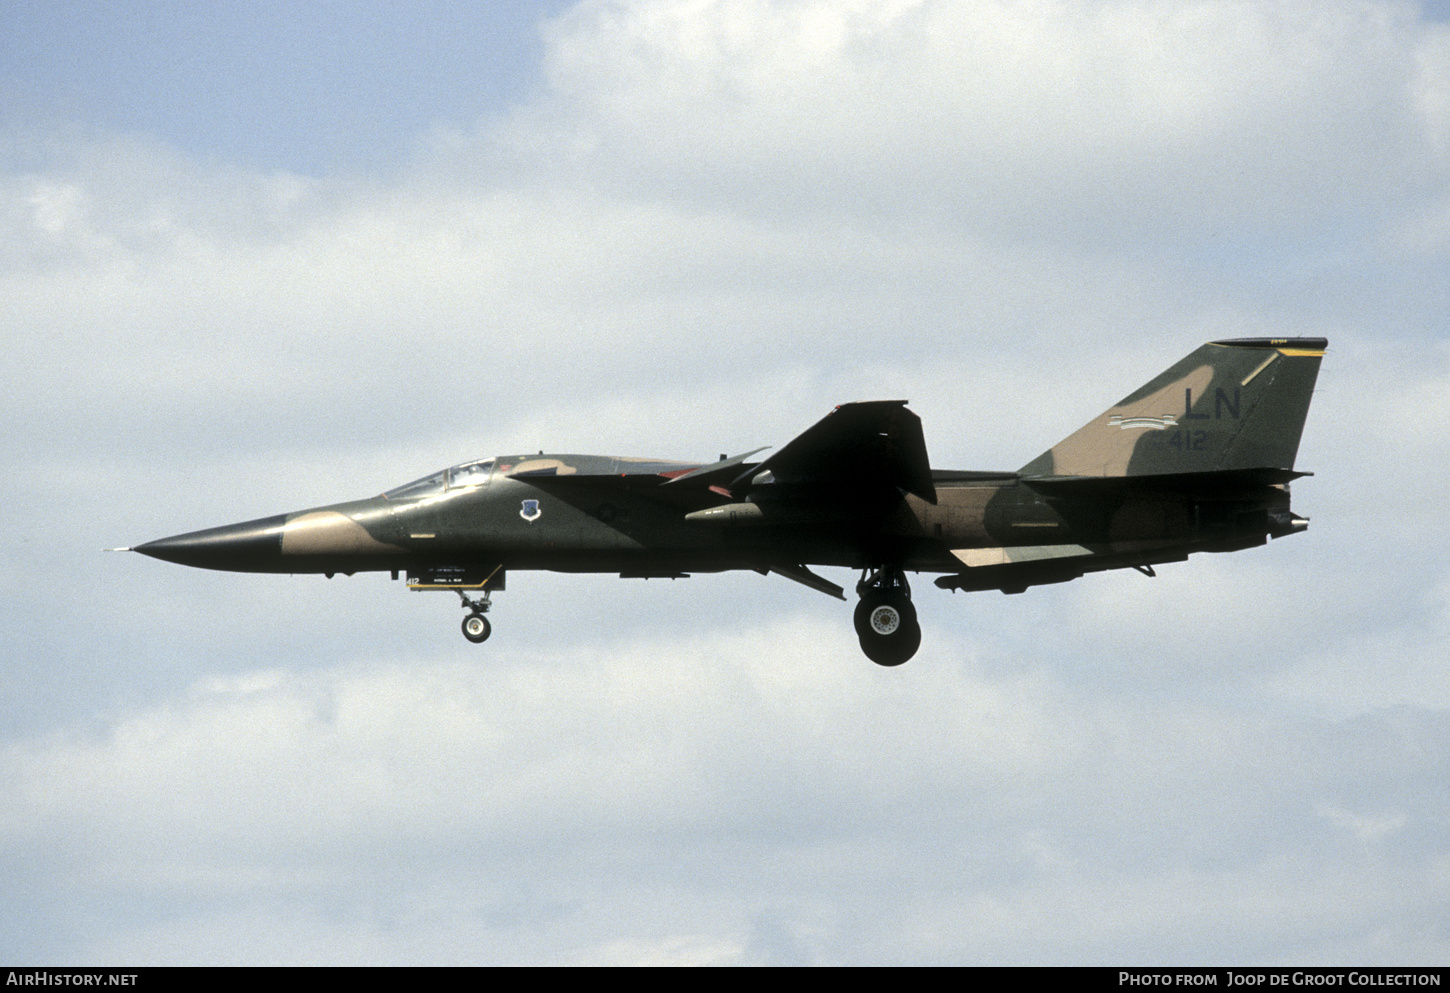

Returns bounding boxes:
[132,338,1325,662]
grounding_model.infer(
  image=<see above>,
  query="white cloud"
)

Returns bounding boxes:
[514,0,1450,241]
[4,622,1447,963]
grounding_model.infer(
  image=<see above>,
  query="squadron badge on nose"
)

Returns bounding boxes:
[520,499,542,522]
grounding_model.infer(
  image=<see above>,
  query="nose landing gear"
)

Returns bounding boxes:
[854,566,920,666]
[458,589,493,644]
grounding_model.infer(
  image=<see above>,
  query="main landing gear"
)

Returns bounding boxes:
[854,566,921,667]
[458,589,493,644]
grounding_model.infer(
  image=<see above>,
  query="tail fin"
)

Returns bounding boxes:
[1018,338,1326,478]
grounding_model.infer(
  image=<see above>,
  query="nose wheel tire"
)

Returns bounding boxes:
[462,612,492,644]
[854,593,920,666]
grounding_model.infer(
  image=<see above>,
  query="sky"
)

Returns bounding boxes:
[2,0,1449,966]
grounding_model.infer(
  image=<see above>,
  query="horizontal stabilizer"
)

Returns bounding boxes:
[950,544,1096,568]
[937,546,1195,594]
[936,561,1088,594]
[1024,467,1310,498]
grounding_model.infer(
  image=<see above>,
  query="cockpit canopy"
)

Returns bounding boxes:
[383,458,495,500]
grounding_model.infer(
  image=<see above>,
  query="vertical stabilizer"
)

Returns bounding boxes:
[1018,338,1326,477]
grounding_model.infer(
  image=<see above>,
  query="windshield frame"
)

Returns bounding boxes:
[383,457,496,500]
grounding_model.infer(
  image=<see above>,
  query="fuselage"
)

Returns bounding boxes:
[134,451,1296,584]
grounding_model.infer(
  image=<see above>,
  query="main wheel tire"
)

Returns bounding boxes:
[462,613,492,644]
[854,594,920,666]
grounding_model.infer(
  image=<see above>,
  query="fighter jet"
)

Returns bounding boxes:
[125,338,1325,665]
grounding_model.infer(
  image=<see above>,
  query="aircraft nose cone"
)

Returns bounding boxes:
[134,514,288,571]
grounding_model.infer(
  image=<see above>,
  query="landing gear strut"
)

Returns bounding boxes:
[854,566,921,667]
[458,589,493,644]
